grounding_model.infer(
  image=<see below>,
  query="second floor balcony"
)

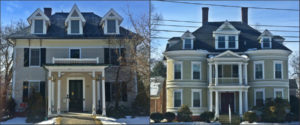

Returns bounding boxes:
[52,57,100,64]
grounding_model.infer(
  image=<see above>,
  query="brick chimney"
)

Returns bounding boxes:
[44,8,52,17]
[241,7,248,24]
[202,7,209,24]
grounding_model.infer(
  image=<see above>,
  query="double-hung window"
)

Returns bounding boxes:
[255,89,265,106]
[184,39,192,49]
[262,38,271,48]
[70,49,80,58]
[30,48,40,66]
[174,89,182,107]
[254,61,264,79]
[274,61,283,79]
[228,36,236,48]
[192,89,201,107]
[192,62,201,80]
[274,88,284,99]
[174,63,182,80]
[34,20,43,34]
[107,19,116,33]
[218,36,225,49]
[71,20,80,34]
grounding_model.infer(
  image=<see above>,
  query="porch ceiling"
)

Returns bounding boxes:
[43,64,108,72]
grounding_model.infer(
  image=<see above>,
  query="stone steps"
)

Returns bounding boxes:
[219,114,241,125]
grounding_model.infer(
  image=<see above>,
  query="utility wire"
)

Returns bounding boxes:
[159,0,300,12]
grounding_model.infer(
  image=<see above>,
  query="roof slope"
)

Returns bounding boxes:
[9,12,134,39]
[166,21,291,52]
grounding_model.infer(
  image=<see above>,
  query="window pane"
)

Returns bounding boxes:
[263,38,270,48]
[218,36,225,48]
[34,20,43,33]
[228,36,236,48]
[107,20,116,33]
[30,49,40,66]
[175,64,181,79]
[71,20,80,33]
[184,39,192,49]
[256,91,264,106]
[255,64,263,79]
[70,49,80,58]
[193,64,200,79]
[193,92,200,107]
[276,91,282,98]
[174,91,181,107]
[275,64,282,78]
[29,82,40,97]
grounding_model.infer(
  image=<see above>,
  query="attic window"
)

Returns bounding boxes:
[262,37,271,48]
[34,20,43,34]
[107,19,116,33]
[71,20,80,34]
[183,39,193,49]
[218,36,225,49]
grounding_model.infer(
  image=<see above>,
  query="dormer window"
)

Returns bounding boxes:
[228,36,236,48]
[65,4,86,35]
[218,36,225,49]
[27,8,50,34]
[101,9,123,35]
[262,37,271,48]
[181,30,195,50]
[71,20,80,34]
[183,39,193,49]
[107,19,116,33]
[259,29,273,49]
[213,21,240,50]
[34,19,44,34]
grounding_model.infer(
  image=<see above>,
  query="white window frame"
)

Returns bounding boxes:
[215,35,238,49]
[174,62,183,80]
[69,48,81,58]
[254,61,264,80]
[104,19,120,35]
[191,89,202,107]
[33,19,45,34]
[254,88,265,106]
[68,19,83,35]
[29,48,41,67]
[274,88,284,99]
[261,37,272,49]
[173,89,183,107]
[273,61,283,79]
[191,62,201,80]
[183,38,193,49]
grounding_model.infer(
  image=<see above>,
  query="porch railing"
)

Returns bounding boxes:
[212,77,240,85]
[52,57,99,64]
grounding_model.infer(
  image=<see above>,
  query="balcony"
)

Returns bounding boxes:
[211,77,247,86]
[52,57,99,64]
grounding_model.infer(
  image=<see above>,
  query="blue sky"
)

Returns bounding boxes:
[1,1,149,30]
[151,1,299,60]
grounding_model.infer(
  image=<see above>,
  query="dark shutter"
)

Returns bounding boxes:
[24,48,29,67]
[105,82,111,101]
[104,48,110,64]
[122,82,127,101]
[23,81,29,102]
[40,81,45,99]
[41,48,46,66]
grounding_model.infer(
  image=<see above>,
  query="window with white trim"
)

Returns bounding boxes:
[34,19,43,34]
[174,90,182,107]
[215,35,238,49]
[107,19,116,33]
[183,39,192,49]
[192,89,201,107]
[254,89,265,106]
[254,61,264,80]
[274,61,283,79]
[71,20,80,34]
[218,36,225,49]
[261,37,271,48]
[228,36,236,48]
[192,62,201,80]
[30,48,40,66]
[274,88,284,99]
[174,63,182,80]
[70,49,80,58]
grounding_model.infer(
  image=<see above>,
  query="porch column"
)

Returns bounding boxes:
[209,90,213,111]
[47,71,52,116]
[239,63,242,85]
[239,90,243,116]
[209,63,212,85]
[51,81,54,112]
[215,63,218,86]
[92,71,96,115]
[102,71,106,116]
[57,72,61,115]
[245,90,248,112]
[244,63,248,85]
[215,91,219,118]
[97,78,101,110]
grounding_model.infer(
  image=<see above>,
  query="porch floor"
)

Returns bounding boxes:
[53,112,102,124]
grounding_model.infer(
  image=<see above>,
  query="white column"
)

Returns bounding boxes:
[51,81,54,112]
[209,90,213,111]
[239,90,243,116]
[102,70,106,116]
[245,91,248,112]
[215,91,219,118]
[209,63,212,85]
[239,63,242,85]
[92,71,96,115]
[47,71,52,116]
[215,63,218,86]
[57,72,61,115]
[244,63,248,85]
[97,79,101,110]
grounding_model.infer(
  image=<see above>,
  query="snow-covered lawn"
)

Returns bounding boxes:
[97,116,149,125]
[240,121,300,125]
[0,117,56,124]
[152,121,221,125]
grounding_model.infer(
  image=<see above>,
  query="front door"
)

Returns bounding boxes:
[221,93,234,113]
[69,80,83,112]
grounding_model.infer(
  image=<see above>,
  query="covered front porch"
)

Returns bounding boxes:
[44,64,108,117]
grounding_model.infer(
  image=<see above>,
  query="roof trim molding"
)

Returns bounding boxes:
[27,8,50,25]
[181,30,195,39]
[65,4,86,25]
[213,21,240,36]
[258,29,273,39]
[100,8,123,25]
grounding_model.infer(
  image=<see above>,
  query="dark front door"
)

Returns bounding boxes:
[221,93,234,113]
[69,80,83,112]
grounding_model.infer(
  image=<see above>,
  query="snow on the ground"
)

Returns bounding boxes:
[0,117,56,124]
[97,116,149,125]
[240,121,300,125]
[152,121,221,125]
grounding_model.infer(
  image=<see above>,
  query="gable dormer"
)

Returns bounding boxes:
[65,4,86,35]
[181,30,195,50]
[213,21,240,49]
[258,29,272,49]
[27,8,50,34]
[100,9,123,35]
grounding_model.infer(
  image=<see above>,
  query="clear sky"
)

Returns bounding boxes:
[1,1,149,31]
[151,1,299,60]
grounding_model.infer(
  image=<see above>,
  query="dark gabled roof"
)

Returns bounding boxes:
[289,79,298,89]
[8,12,134,39]
[166,21,291,52]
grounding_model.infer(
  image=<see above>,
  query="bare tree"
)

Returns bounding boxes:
[289,53,300,97]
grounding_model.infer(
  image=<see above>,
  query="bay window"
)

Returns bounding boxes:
[174,89,182,107]
[192,62,201,80]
